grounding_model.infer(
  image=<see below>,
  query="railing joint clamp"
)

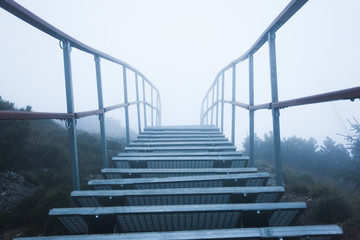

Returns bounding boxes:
[65,118,77,129]
[59,39,72,52]
[98,114,104,122]
[94,55,101,63]
[272,108,280,118]
[59,40,64,49]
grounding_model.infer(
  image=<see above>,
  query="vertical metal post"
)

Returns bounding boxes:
[151,87,154,127]
[135,73,141,133]
[122,66,130,145]
[231,64,236,145]
[157,92,161,126]
[206,96,209,125]
[216,78,219,128]
[200,100,204,125]
[249,54,255,168]
[155,91,159,126]
[142,78,147,127]
[62,40,80,190]
[221,71,225,132]
[94,56,108,169]
[211,86,215,125]
[268,32,283,186]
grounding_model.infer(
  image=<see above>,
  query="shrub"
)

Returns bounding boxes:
[289,183,310,196]
[310,184,336,198]
[297,174,315,186]
[312,194,353,223]
[284,170,315,196]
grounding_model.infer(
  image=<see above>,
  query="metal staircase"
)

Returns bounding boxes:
[16,125,342,239]
[3,0,359,238]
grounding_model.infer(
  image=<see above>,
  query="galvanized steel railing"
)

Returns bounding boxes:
[0,0,161,190]
[200,0,360,186]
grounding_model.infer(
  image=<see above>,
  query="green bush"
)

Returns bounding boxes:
[284,170,315,196]
[289,183,310,196]
[312,194,353,223]
[0,97,126,235]
[297,174,315,186]
[310,184,337,198]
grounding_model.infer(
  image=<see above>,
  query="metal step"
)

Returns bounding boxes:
[129,141,233,147]
[133,137,228,142]
[71,186,285,207]
[88,173,269,190]
[124,145,237,152]
[49,202,306,234]
[137,134,225,138]
[101,168,257,179]
[140,131,222,135]
[113,155,248,169]
[144,125,219,131]
[118,151,243,157]
[13,225,343,240]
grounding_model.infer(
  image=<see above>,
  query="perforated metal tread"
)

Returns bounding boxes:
[129,141,233,146]
[124,145,237,152]
[88,173,269,190]
[113,156,249,169]
[137,133,225,138]
[101,167,257,179]
[117,151,244,157]
[49,202,306,234]
[140,130,224,134]
[144,125,219,131]
[133,137,228,142]
[71,186,285,207]
[14,225,343,240]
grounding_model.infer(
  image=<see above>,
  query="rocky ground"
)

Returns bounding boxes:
[0,171,39,214]
[0,171,40,240]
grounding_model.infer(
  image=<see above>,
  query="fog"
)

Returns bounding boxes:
[1,0,359,148]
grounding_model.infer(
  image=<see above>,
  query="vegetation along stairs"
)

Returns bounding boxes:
[16,125,343,240]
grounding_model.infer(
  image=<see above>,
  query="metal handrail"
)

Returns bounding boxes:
[202,100,248,118]
[0,0,159,93]
[0,101,161,120]
[202,86,360,116]
[201,0,360,187]
[201,0,307,118]
[201,0,309,104]
[0,0,161,125]
[0,0,161,123]
[0,0,161,190]
[250,86,360,110]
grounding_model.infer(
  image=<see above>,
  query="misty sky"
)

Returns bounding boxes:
[1,0,359,148]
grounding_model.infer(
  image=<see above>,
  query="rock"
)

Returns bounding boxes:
[0,172,39,213]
